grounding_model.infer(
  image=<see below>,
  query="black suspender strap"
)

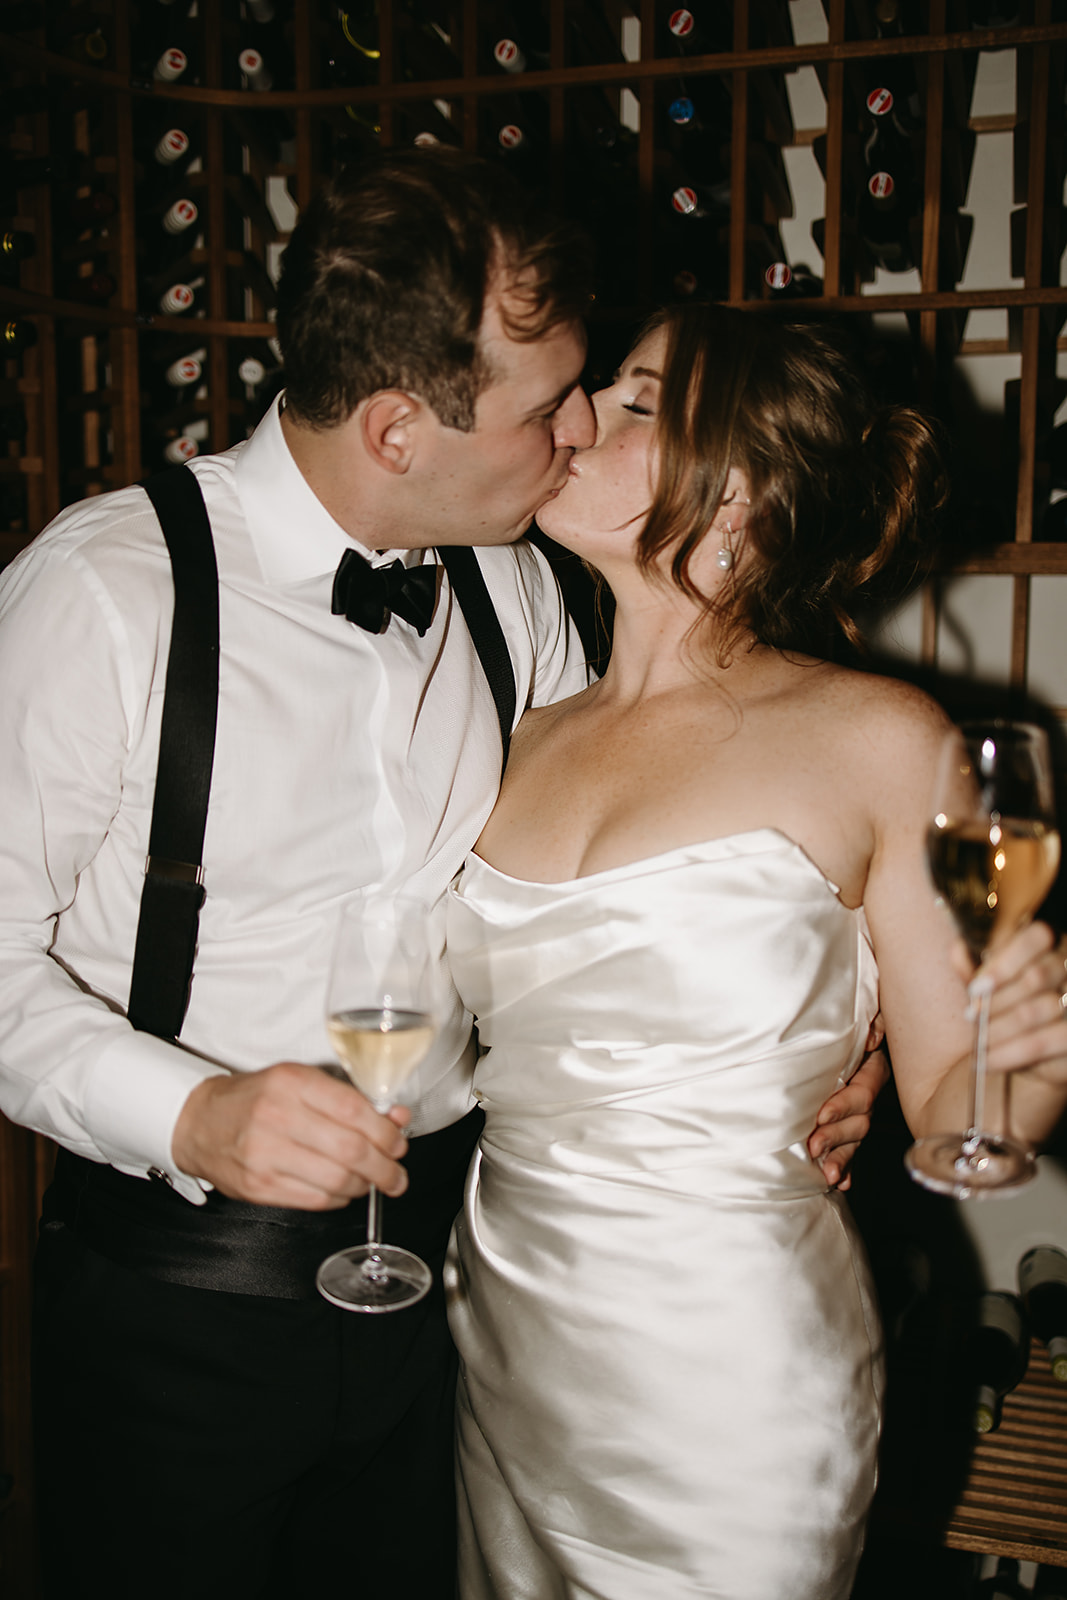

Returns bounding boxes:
[437,545,516,771]
[127,467,220,1041]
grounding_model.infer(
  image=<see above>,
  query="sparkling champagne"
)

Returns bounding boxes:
[328,1007,434,1106]
[926,817,1061,959]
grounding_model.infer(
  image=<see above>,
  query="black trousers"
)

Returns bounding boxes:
[32,1111,482,1600]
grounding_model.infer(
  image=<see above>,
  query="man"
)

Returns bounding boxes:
[0,148,878,1598]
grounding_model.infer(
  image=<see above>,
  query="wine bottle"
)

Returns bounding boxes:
[238,45,273,91]
[862,86,917,182]
[153,45,189,83]
[657,195,728,304]
[488,0,550,76]
[130,1,197,90]
[871,0,924,131]
[976,1558,1029,1600]
[235,47,295,160]
[65,26,109,65]
[664,83,732,174]
[2,318,37,360]
[140,124,198,187]
[669,177,730,225]
[856,89,919,272]
[234,353,270,392]
[163,354,203,391]
[240,0,288,64]
[155,274,207,316]
[764,261,824,298]
[1018,1246,1067,1383]
[162,435,199,465]
[659,5,731,56]
[0,228,34,280]
[494,118,544,190]
[326,6,380,88]
[968,1291,1029,1434]
[140,198,201,285]
[857,169,918,272]
[395,4,462,81]
[141,350,206,424]
[566,0,627,69]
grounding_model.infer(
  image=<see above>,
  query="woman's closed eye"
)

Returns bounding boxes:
[623,401,654,416]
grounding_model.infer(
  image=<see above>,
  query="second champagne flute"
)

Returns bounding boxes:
[316,892,442,1313]
[907,720,1060,1198]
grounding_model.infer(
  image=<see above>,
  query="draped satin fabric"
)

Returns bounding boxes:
[445,829,885,1600]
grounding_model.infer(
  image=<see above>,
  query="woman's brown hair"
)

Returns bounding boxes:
[636,302,948,657]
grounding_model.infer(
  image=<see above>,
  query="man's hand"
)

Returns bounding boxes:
[171,1063,410,1209]
[806,1027,891,1192]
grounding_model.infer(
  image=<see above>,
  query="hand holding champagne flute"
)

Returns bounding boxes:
[907,720,1061,1197]
[317,892,442,1312]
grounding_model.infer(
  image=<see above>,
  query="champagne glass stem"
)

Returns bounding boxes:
[363,1183,386,1278]
[965,977,993,1145]
[366,1181,382,1248]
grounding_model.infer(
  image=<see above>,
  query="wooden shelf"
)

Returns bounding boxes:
[944,1341,1067,1566]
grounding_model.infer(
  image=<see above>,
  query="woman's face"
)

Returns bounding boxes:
[534,327,666,563]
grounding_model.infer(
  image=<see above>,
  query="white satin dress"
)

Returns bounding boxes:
[444,829,885,1600]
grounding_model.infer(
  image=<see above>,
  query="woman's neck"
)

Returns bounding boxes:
[595,576,760,706]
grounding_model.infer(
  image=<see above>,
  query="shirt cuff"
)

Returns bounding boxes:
[83,1029,230,1206]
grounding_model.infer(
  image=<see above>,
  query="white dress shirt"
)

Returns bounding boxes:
[0,397,587,1203]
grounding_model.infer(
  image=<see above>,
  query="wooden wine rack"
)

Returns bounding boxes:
[943,1340,1067,1568]
[2,3,1067,1594]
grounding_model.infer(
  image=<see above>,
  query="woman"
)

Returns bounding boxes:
[444,304,1067,1599]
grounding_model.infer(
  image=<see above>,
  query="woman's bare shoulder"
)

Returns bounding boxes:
[809,662,951,744]
[806,666,954,832]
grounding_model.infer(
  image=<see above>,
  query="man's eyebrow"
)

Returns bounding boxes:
[523,378,582,417]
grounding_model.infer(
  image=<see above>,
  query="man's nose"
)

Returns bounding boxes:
[554,386,596,451]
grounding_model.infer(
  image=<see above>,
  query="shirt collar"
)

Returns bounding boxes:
[235,392,418,587]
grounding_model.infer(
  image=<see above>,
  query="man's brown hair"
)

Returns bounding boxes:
[276,146,593,431]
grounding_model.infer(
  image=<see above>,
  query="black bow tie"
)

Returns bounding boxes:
[331,549,438,637]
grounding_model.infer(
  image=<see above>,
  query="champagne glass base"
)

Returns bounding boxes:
[316,1244,433,1313]
[905,1132,1037,1199]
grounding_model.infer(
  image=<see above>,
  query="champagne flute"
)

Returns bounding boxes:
[316,892,441,1312]
[906,720,1060,1198]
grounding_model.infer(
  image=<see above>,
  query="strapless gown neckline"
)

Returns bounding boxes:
[445,827,884,1599]
[466,824,849,896]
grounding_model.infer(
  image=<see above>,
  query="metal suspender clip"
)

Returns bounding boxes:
[144,855,205,886]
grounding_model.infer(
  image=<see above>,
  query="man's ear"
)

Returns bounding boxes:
[360,391,423,474]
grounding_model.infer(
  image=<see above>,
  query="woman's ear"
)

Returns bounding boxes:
[721,467,751,529]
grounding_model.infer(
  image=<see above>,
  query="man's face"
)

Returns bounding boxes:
[418,291,595,547]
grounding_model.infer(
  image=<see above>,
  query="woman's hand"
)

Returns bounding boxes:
[960,921,1067,1098]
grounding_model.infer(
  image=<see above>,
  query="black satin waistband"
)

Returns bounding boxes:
[43,1107,484,1301]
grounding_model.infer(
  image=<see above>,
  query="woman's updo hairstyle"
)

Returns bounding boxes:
[636,302,948,657]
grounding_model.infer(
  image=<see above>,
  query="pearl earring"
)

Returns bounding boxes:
[716,521,734,571]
